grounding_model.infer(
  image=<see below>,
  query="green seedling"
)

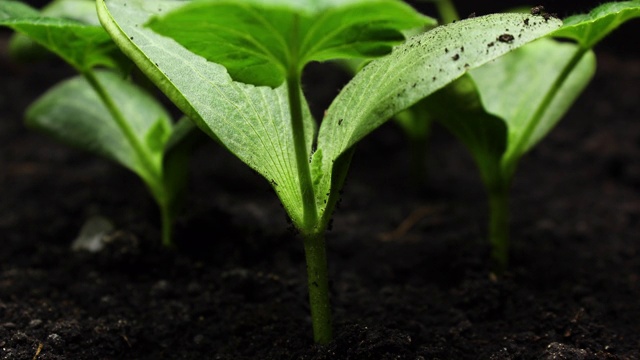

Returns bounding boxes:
[97,0,560,343]
[426,2,640,272]
[0,0,203,247]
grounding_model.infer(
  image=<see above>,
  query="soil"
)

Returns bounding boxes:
[1,10,640,360]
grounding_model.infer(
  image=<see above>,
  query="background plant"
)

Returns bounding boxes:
[0,0,202,247]
[426,1,640,271]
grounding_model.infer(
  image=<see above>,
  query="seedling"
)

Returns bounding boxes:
[425,1,640,271]
[0,0,202,247]
[98,0,560,343]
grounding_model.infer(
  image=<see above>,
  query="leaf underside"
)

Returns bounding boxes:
[316,13,562,213]
[98,0,318,227]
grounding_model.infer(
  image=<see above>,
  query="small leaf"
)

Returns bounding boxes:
[552,1,640,49]
[469,38,596,167]
[26,71,172,184]
[0,0,126,71]
[146,0,433,87]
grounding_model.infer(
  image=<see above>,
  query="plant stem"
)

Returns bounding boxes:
[287,75,318,228]
[286,14,328,343]
[287,14,318,230]
[488,183,510,273]
[160,200,173,247]
[303,232,332,344]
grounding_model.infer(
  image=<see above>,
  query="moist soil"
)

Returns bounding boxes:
[1,27,640,360]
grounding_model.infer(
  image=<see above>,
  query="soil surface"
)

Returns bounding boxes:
[1,15,640,360]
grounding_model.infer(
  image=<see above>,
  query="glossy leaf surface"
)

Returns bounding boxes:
[146,0,433,87]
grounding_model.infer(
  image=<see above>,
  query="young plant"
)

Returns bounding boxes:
[0,0,202,247]
[97,0,560,343]
[425,2,640,272]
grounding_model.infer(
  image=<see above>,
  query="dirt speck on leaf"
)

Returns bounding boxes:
[498,34,514,43]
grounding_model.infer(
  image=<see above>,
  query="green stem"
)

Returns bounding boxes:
[303,232,332,344]
[83,70,173,245]
[287,14,328,343]
[287,15,318,230]
[488,183,510,273]
[502,47,588,178]
[434,0,459,24]
[160,200,173,247]
[287,75,317,228]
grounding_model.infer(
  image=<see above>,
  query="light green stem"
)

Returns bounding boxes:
[303,232,332,344]
[287,74,318,229]
[160,199,173,247]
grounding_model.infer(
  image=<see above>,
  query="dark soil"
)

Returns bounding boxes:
[1,18,640,360]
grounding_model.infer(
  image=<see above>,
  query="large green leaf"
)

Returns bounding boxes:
[25,71,172,186]
[552,1,640,49]
[0,0,125,71]
[98,0,317,227]
[315,13,562,215]
[145,0,433,87]
[469,38,596,172]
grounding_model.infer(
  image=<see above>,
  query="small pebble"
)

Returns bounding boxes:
[29,319,43,328]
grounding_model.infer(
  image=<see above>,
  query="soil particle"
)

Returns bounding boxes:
[498,34,514,43]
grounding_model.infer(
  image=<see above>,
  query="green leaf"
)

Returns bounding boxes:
[315,13,561,212]
[146,0,433,87]
[98,0,318,227]
[25,70,172,184]
[552,1,640,49]
[0,0,126,71]
[469,38,596,172]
